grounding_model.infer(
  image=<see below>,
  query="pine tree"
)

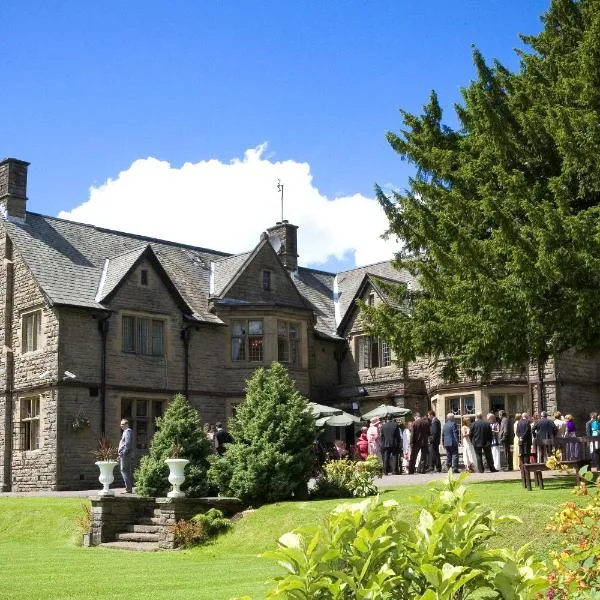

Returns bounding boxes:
[208,362,316,506]
[366,0,600,407]
[135,393,213,497]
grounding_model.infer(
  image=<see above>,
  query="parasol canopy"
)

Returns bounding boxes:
[361,404,412,421]
[308,402,343,418]
[316,411,361,427]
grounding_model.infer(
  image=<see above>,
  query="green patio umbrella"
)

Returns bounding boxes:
[361,404,412,421]
[308,402,343,417]
[316,411,361,427]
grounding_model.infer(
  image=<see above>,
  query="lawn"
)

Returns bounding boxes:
[0,477,579,600]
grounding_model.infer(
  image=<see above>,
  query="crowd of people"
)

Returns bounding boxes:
[351,409,600,475]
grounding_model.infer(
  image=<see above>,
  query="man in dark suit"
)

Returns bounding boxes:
[380,416,402,475]
[442,413,460,472]
[470,413,497,473]
[532,411,558,462]
[516,412,533,467]
[428,410,442,473]
[408,413,430,474]
[214,421,234,456]
[498,410,513,471]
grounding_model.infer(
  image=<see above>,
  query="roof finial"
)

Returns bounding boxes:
[277,179,284,222]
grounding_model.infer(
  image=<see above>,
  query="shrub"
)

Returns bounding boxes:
[208,362,316,506]
[134,393,213,497]
[72,502,92,546]
[311,456,381,499]
[262,473,547,599]
[546,466,600,599]
[169,508,232,549]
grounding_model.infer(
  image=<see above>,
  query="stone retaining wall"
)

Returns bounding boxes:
[88,495,244,549]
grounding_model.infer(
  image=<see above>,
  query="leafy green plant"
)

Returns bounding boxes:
[208,362,316,506]
[545,466,600,599]
[135,393,213,497]
[169,508,232,549]
[261,473,547,599]
[311,456,381,499]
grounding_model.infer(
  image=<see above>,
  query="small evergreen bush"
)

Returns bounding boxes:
[134,393,212,497]
[208,362,316,505]
[311,456,381,498]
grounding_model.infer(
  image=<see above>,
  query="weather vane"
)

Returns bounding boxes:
[277,179,284,222]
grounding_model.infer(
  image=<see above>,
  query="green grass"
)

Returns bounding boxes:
[0,477,580,600]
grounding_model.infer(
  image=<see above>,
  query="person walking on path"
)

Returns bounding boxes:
[498,410,513,471]
[442,413,460,472]
[380,416,402,475]
[461,417,476,472]
[428,410,442,473]
[213,421,234,456]
[408,413,430,474]
[470,413,498,473]
[118,418,134,493]
[516,412,533,467]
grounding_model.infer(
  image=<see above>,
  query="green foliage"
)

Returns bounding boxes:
[546,466,600,599]
[208,362,316,506]
[134,393,212,497]
[262,473,547,599]
[169,508,232,549]
[367,0,600,382]
[311,456,381,499]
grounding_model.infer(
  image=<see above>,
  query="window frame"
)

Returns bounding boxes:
[121,397,165,452]
[277,320,300,366]
[122,314,165,356]
[262,270,272,291]
[21,309,42,354]
[357,335,391,369]
[231,319,264,363]
[19,396,40,451]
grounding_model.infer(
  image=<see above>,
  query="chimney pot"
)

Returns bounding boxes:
[0,158,29,221]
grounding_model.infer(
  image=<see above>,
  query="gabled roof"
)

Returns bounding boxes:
[337,272,411,334]
[4,212,414,338]
[212,252,252,296]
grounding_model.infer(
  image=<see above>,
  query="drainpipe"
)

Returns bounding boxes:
[181,326,192,399]
[98,315,110,436]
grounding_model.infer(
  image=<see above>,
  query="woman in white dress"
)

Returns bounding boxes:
[488,413,501,471]
[461,417,476,472]
[366,418,381,460]
[401,421,412,470]
[512,413,521,469]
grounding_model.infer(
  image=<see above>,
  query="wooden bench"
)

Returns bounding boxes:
[521,437,595,491]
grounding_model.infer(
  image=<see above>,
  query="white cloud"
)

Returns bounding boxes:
[58,145,400,270]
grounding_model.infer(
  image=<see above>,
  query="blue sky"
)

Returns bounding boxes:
[1,1,548,272]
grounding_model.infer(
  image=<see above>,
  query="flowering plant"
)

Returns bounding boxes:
[91,437,118,462]
[72,414,90,432]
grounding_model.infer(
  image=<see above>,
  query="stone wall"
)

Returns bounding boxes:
[88,495,244,549]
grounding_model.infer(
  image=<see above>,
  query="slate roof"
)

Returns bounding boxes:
[5,212,413,338]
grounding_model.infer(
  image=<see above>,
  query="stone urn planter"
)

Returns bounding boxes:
[95,460,118,496]
[165,458,189,498]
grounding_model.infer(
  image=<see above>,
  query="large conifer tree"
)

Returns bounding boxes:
[365,0,600,407]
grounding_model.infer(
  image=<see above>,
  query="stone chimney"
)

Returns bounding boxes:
[0,158,29,222]
[266,220,298,272]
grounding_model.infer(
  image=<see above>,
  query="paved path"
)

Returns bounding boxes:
[375,468,523,488]
[0,470,524,498]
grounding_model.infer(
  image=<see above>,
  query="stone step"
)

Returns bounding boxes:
[138,517,162,526]
[116,531,160,543]
[100,541,160,552]
[129,524,160,534]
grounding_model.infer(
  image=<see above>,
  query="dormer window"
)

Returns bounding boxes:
[263,270,271,291]
[141,269,149,286]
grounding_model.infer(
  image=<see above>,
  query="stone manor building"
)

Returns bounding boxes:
[1,157,598,491]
